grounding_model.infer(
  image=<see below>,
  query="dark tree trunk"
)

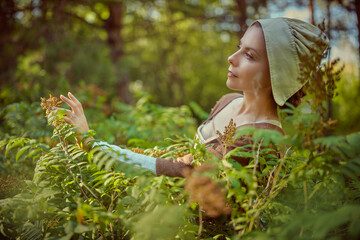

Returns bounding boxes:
[355,0,360,88]
[106,2,124,62]
[326,0,332,120]
[235,0,247,39]
[105,1,132,104]
[0,0,16,87]
[307,0,315,24]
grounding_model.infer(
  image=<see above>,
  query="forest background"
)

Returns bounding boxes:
[1,0,359,134]
[1,0,360,239]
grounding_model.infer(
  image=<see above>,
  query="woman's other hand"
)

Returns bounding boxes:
[57,92,94,149]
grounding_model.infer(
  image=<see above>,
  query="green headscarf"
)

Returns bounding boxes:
[253,17,329,106]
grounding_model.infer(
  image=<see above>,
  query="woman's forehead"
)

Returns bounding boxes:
[241,26,266,54]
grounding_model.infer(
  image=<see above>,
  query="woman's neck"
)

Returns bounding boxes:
[237,90,279,122]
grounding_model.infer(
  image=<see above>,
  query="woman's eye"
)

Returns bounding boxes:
[245,52,253,59]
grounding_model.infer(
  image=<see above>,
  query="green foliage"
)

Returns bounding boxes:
[2,60,360,239]
[1,97,359,239]
[1,18,360,240]
[0,137,49,181]
[0,101,52,140]
[332,68,360,134]
[95,93,197,147]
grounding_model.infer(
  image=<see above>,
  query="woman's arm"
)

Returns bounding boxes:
[59,92,192,176]
[92,141,157,174]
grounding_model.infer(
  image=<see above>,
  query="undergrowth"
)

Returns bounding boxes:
[0,29,359,240]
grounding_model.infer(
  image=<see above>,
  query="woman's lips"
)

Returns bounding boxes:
[228,70,237,78]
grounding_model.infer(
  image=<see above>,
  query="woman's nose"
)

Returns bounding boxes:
[228,52,238,65]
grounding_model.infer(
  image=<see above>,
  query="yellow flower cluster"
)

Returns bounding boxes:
[216,118,237,147]
[40,94,63,117]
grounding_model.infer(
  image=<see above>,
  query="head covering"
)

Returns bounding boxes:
[252,17,329,106]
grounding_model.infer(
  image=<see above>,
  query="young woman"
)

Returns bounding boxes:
[58,17,328,177]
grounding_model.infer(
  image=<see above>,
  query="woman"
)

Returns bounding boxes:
[58,17,328,177]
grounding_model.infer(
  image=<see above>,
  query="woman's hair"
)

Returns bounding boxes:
[251,21,261,28]
[279,87,305,109]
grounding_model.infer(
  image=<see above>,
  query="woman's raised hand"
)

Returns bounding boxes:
[56,92,94,149]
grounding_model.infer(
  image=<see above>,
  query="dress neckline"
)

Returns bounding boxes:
[196,97,282,144]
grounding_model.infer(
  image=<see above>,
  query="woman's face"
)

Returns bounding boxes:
[226,25,271,96]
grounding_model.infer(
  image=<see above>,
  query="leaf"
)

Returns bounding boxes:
[5,139,24,157]
[16,145,31,162]
[73,223,90,234]
[340,168,358,179]
[346,132,360,154]
[133,205,187,240]
[91,170,107,177]
[121,196,136,206]
[226,150,253,159]
[26,149,41,158]
[104,177,114,187]
[71,150,86,160]
[234,126,257,138]
[311,205,360,239]
[0,139,8,149]
[104,157,118,170]
[347,161,360,175]
[267,160,278,166]
[313,136,346,149]
[253,129,284,146]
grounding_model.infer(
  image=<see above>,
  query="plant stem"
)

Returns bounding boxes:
[59,138,90,204]
[303,181,308,211]
[59,136,110,240]
[197,207,203,238]
[109,222,115,240]
[249,139,262,208]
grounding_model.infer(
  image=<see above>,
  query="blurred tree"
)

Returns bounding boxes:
[235,0,248,38]
[233,0,268,38]
[277,0,358,120]
[334,0,360,86]
[0,0,285,111]
[308,0,315,24]
[105,1,132,103]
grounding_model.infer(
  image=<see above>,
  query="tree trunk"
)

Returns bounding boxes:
[105,1,132,104]
[355,0,360,87]
[307,0,315,24]
[326,0,332,120]
[235,0,247,39]
[0,0,16,87]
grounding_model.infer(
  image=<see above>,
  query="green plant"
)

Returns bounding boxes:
[1,32,359,239]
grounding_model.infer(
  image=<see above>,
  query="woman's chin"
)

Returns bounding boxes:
[226,79,238,90]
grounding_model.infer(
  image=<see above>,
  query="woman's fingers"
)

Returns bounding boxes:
[63,117,75,125]
[52,107,75,122]
[68,92,83,111]
[53,107,73,117]
[53,106,70,112]
[60,93,83,114]
[58,92,90,134]
[60,94,76,111]
[55,92,92,150]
